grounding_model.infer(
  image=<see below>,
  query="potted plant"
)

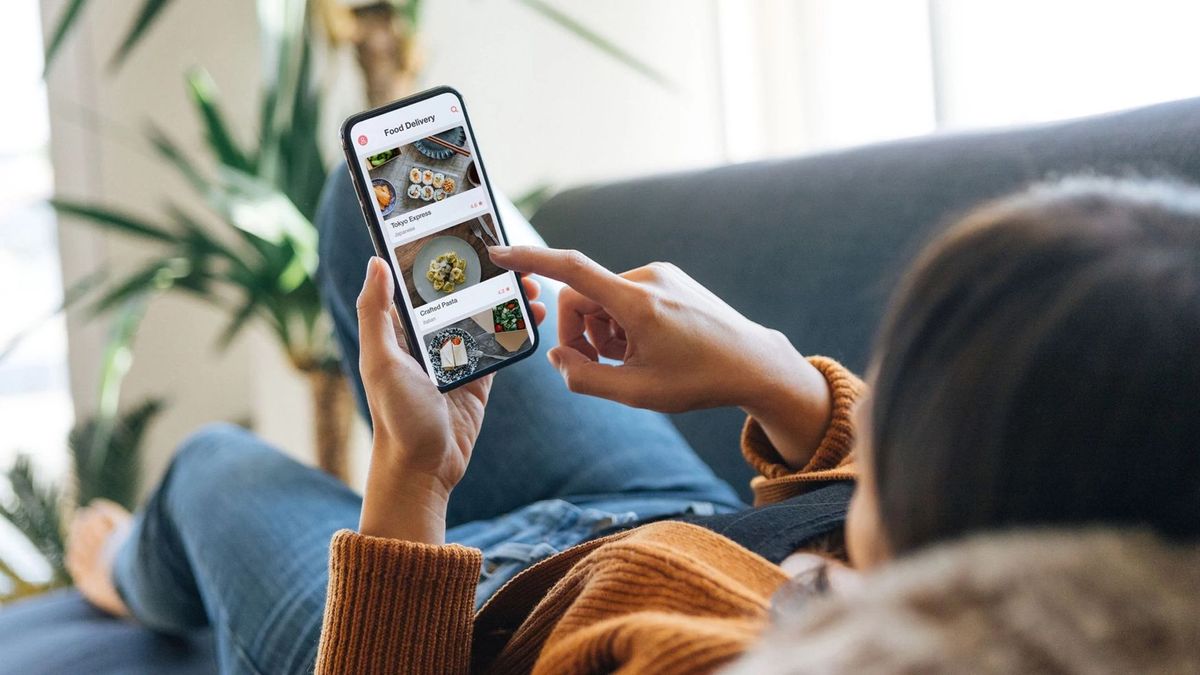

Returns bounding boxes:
[1,300,162,604]
[52,6,356,475]
[43,0,670,480]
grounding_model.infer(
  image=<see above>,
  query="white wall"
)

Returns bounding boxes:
[43,0,730,492]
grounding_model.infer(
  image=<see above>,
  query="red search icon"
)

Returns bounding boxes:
[450,105,459,113]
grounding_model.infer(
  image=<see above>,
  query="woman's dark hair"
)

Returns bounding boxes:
[870,176,1200,555]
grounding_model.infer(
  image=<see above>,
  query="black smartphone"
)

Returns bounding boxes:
[341,86,539,392]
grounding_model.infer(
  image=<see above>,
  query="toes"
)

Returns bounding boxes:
[91,497,130,514]
[63,504,135,618]
[90,499,132,525]
[66,507,110,570]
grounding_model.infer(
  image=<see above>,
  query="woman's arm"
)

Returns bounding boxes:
[316,532,481,674]
[741,356,864,505]
[315,258,545,673]
[736,335,833,470]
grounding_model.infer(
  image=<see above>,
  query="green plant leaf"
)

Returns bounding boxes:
[141,128,305,292]
[213,167,318,271]
[94,298,149,422]
[216,294,263,350]
[109,0,180,71]
[69,291,162,513]
[186,68,253,174]
[146,124,211,195]
[86,259,188,316]
[52,198,180,244]
[0,455,67,586]
[264,22,326,220]
[78,297,154,497]
[71,398,163,511]
[255,0,310,186]
[253,82,281,175]
[165,204,238,261]
[164,204,264,286]
[42,0,90,74]
[513,0,675,91]
[392,0,423,31]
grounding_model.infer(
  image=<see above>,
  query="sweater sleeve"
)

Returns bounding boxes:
[316,529,482,675]
[741,356,865,506]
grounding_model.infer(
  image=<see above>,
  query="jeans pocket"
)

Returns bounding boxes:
[471,498,674,608]
[477,541,561,608]
[481,541,560,577]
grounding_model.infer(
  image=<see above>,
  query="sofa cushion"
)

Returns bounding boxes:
[0,589,215,674]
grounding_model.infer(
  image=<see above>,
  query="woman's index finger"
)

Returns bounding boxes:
[489,245,636,309]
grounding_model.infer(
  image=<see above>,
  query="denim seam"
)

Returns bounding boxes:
[222,617,273,675]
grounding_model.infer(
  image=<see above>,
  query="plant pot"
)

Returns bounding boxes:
[351,5,424,106]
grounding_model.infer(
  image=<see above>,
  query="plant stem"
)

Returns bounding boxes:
[308,368,354,482]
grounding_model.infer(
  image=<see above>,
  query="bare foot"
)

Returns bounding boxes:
[65,499,133,617]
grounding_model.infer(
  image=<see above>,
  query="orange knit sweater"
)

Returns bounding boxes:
[316,357,863,674]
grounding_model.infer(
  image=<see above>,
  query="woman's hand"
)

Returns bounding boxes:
[356,257,545,543]
[489,246,831,469]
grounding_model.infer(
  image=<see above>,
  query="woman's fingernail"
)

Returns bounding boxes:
[488,245,512,257]
[546,350,560,368]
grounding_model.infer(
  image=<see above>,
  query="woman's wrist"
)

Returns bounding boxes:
[738,332,833,470]
[359,451,454,545]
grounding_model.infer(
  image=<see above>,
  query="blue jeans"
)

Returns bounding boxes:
[112,191,744,674]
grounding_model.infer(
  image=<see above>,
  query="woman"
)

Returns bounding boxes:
[64,176,1199,673]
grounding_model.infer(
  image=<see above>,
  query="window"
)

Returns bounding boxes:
[0,0,71,583]
[717,0,1200,158]
[931,0,1200,129]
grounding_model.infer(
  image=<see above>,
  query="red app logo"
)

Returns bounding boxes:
[357,134,368,146]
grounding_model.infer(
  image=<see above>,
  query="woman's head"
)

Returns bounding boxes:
[847,176,1200,566]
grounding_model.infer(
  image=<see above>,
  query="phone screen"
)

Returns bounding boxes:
[342,88,538,390]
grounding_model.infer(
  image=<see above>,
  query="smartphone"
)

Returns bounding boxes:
[341,86,539,391]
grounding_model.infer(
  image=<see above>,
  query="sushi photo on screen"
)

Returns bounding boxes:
[365,125,473,220]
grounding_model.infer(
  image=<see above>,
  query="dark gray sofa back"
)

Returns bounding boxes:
[531,98,1200,497]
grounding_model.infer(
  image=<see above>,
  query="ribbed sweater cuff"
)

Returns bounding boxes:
[316,529,482,675]
[742,356,864,504]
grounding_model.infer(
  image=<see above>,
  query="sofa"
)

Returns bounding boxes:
[3,96,1199,673]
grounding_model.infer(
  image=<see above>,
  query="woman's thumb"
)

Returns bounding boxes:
[357,257,402,365]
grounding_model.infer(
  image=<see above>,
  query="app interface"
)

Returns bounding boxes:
[349,92,534,386]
